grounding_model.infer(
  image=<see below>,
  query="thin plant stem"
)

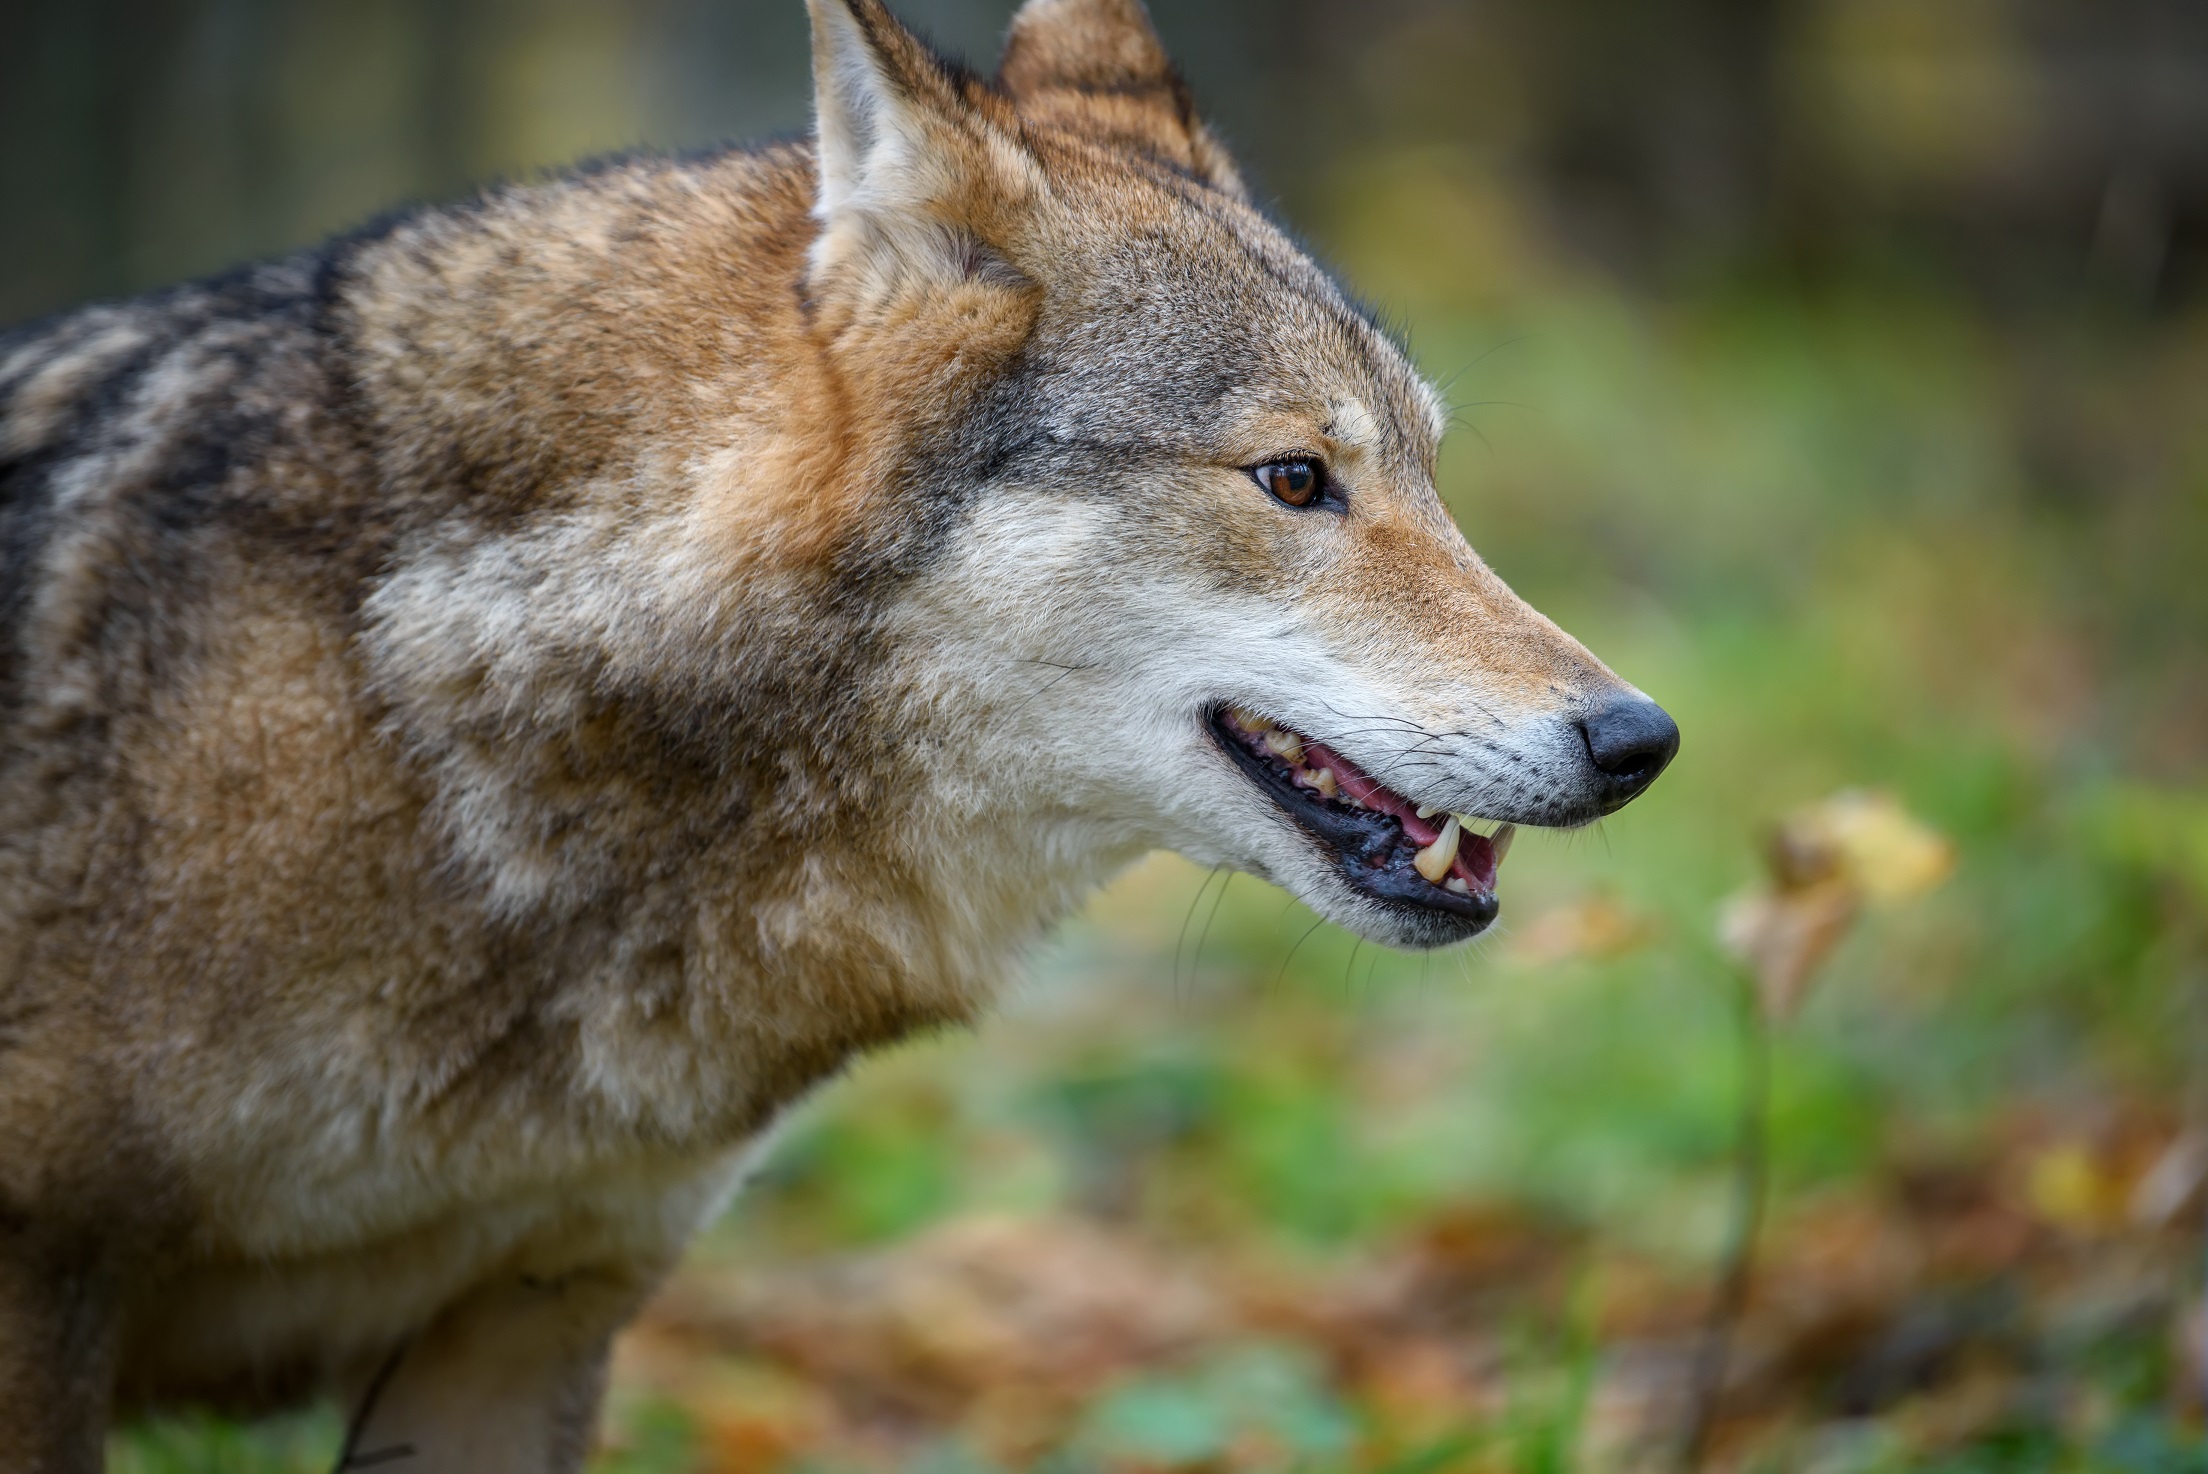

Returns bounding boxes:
[331,1339,414,1473]
[2192,956,2208,1417]
[1677,969,1772,1472]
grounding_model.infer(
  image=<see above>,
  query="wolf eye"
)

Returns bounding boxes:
[1251,458,1326,509]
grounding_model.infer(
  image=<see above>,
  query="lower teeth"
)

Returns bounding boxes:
[1234,714,1509,901]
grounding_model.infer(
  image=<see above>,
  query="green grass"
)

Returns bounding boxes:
[110,1411,341,1474]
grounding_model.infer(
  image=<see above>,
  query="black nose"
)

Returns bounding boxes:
[1578,696,1680,811]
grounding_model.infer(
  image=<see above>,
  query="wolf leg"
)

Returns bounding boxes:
[334,1262,659,1474]
[0,1228,115,1474]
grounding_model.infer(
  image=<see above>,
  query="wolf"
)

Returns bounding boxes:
[0,0,1678,1467]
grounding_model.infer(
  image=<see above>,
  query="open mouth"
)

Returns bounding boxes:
[1208,705,1515,929]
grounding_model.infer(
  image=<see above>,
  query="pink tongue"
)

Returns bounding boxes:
[1456,831,1499,893]
[1304,739,1501,893]
[1303,741,1437,842]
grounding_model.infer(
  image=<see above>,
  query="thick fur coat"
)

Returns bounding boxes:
[0,1,1675,1467]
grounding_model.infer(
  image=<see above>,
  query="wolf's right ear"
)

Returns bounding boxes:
[806,0,1036,303]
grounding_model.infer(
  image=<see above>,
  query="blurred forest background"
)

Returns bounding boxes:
[9,0,2207,1470]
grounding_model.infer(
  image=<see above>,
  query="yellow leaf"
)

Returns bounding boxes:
[1721,791,1953,1017]
[1774,790,1955,904]
[2025,1143,2124,1235]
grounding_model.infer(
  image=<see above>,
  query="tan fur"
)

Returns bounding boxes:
[0,2,1669,1468]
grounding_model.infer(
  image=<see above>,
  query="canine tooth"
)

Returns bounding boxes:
[1492,823,1517,862]
[1312,768,1339,800]
[1415,803,1440,820]
[1413,814,1461,883]
[1263,729,1305,764]
[1445,876,1471,895]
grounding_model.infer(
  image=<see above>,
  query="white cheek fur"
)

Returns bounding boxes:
[891,490,1574,946]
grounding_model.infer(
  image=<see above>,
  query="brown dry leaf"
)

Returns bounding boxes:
[1720,879,1859,1020]
[2183,1299,2208,1418]
[687,1366,833,1474]
[1995,1104,2187,1242]
[642,1215,1220,1425]
[1723,791,1955,1017]
[1356,1336,1484,1436]
[1507,892,1660,965]
[2128,1130,2208,1228]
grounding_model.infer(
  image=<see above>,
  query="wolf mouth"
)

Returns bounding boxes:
[1208,705,1513,931]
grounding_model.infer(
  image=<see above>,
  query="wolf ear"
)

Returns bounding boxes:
[998,0,1247,199]
[806,0,1034,300]
[809,0,954,226]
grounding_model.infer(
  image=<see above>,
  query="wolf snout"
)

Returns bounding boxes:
[1576,696,1680,814]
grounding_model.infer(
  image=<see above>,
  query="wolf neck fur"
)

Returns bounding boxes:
[344,144,1112,1146]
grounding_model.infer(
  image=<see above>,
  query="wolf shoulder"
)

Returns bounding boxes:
[0,252,383,729]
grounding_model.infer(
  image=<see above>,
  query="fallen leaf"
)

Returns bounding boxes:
[1507,892,1660,964]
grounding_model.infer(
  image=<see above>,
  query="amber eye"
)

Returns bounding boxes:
[1252,458,1325,508]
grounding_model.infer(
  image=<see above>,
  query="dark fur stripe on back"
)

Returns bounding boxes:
[0,257,344,720]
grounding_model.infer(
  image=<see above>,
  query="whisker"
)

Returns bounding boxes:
[1274,914,1329,993]
[1172,867,1225,1005]
[1002,663,1088,719]
[1433,335,1530,400]
[1192,870,1235,987]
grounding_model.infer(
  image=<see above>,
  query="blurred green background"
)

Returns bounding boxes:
[14,0,2206,1470]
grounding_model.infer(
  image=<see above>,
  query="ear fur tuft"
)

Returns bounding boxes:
[805,0,1036,307]
[998,0,1247,198]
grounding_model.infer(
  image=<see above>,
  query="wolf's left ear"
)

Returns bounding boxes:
[806,0,1036,302]
[999,0,1248,200]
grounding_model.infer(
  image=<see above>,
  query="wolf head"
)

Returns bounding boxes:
[804,0,1677,950]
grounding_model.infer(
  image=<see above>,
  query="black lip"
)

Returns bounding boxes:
[1206,710,1500,931]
